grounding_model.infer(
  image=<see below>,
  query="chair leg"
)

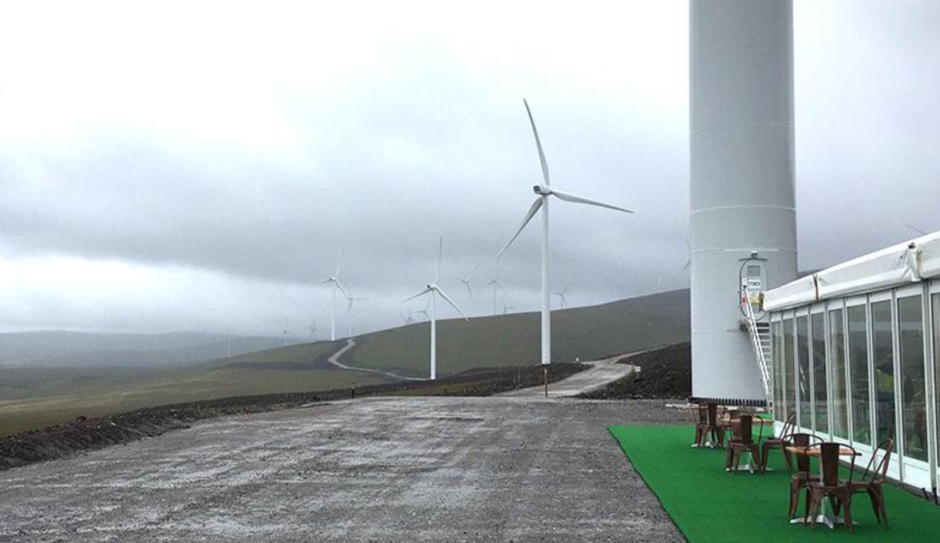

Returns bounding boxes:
[868,489,882,524]
[807,491,820,530]
[760,442,772,474]
[843,492,854,533]
[788,480,800,518]
[733,448,742,474]
[781,446,793,473]
[876,487,889,528]
[725,446,733,470]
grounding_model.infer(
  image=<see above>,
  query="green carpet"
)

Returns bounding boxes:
[609,425,940,542]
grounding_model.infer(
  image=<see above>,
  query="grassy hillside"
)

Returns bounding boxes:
[0,340,385,438]
[0,289,690,437]
[347,289,690,378]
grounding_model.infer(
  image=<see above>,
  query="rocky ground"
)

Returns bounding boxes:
[0,396,688,543]
[0,362,586,471]
[578,342,691,400]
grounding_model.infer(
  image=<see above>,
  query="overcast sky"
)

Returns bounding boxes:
[0,0,938,337]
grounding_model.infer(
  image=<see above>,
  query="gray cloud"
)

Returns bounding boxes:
[0,1,937,335]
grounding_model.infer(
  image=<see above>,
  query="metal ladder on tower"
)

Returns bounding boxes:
[742,286,774,408]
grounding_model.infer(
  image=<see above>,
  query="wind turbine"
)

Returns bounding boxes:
[402,238,469,380]
[282,319,290,347]
[456,263,481,300]
[322,250,351,341]
[483,279,505,315]
[399,309,415,326]
[495,100,634,366]
[553,282,571,309]
[344,293,368,338]
[414,298,432,322]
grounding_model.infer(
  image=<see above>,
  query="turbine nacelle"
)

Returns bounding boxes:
[533,185,552,196]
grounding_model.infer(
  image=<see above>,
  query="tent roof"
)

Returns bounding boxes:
[764,230,940,312]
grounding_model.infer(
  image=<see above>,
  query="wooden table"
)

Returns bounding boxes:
[785,445,860,529]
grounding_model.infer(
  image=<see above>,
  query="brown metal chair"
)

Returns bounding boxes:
[846,439,894,528]
[804,442,857,532]
[759,412,796,474]
[787,432,823,518]
[693,404,709,446]
[725,414,762,474]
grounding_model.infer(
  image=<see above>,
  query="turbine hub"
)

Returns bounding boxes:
[533,185,552,196]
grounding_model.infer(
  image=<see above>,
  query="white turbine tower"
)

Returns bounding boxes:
[403,238,469,380]
[344,293,368,338]
[496,100,634,366]
[322,251,351,341]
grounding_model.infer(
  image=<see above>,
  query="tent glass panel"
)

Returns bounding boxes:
[872,300,896,447]
[797,316,811,428]
[848,304,871,445]
[812,312,828,433]
[898,295,926,461]
[830,308,848,439]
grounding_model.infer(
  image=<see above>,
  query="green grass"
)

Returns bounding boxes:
[348,289,690,377]
[609,425,940,542]
[0,365,388,438]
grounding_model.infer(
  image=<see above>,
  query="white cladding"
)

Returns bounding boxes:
[690,0,799,400]
[764,230,940,311]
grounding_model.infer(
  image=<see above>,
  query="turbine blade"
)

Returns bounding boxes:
[334,279,352,300]
[468,262,481,281]
[402,287,433,303]
[523,99,550,186]
[436,287,469,321]
[495,198,543,260]
[551,189,634,214]
[908,223,928,236]
[437,237,443,283]
[335,247,346,277]
[680,259,691,274]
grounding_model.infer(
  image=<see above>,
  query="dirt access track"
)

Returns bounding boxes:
[0,396,688,542]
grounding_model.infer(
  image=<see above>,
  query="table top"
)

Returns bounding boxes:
[785,445,860,457]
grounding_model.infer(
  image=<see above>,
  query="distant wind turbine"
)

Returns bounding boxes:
[322,249,351,341]
[553,282,571,309]
[414,298,432,322]
[399,309,415,326]
[456,263,481,300]
[282,319,290,347]
[402,238,469,380]
[344,293,368,338]
[483,279,505,316]
[495,100,634,366]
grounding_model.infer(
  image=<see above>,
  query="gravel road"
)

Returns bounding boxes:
[0,396,687,542]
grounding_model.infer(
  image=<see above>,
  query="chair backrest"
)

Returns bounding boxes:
[789,433,821,474]
[738,415,754,445]
[707,403,719,427]
[805,442,850,487]
[862,439,895,484]
[697,404,709,425]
